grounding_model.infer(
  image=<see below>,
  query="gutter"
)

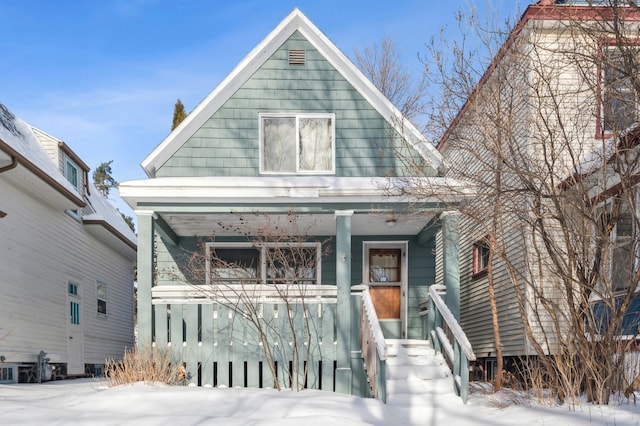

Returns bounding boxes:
[0,139,86,208]
[82,218,137,251]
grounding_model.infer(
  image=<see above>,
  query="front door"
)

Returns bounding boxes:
[363,242,408,338]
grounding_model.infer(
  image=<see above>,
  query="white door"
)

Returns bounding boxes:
[67,282,84,375]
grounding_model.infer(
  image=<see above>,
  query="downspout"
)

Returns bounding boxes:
[0,155,18,218]
[0,155,18,173]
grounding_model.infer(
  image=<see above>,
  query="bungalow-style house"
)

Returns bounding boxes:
[436,0,640,382]
[0,104,137,383]
[120,8,471,396]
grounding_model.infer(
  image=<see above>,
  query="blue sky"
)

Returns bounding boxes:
[1,0,527,218]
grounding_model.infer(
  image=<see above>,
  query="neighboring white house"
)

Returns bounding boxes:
[437,0,640,380]
[0,103,136,383]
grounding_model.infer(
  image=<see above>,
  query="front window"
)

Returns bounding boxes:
[207,242,321,285]
[210,247,261,283]
[260,113,335,174]
[473,239,490,276]
[97,281,107,315]
[265,246,318,285]
[601,45,640,134]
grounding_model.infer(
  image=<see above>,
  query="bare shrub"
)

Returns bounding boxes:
[105,346,187,387]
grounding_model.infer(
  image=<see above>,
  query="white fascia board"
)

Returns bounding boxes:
[141,8,445,176]
[119,176,471,208]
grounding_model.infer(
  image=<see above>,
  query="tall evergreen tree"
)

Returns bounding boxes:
[172,99,187,130]
[93,160,118,197]
[119,211,135,233]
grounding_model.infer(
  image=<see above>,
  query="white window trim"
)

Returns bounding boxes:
[64,158,80,191]
[205,241,322,285]
[258,112,336,175]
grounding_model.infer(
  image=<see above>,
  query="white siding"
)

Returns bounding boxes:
[0,177,134,367]
[439,18,618,358]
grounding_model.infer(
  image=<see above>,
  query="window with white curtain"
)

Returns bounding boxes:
[260,113,334,174]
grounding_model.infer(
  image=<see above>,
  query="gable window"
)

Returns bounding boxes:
[472,239,490,277]
[601,45,640,134]
[206,242,321,285]
[65,159,79,190]
[260,113,335,174]
[97,281,107,315]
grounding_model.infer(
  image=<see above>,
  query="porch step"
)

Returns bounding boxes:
[384,339,459,423]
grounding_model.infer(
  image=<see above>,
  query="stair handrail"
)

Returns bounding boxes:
[428,285,475,360]
[360,286,387,402]
[425,284,476,403]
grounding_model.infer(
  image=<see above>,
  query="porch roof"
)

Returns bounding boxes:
[120,176,472,237]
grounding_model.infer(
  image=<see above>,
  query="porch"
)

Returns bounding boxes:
[121,176,470,398]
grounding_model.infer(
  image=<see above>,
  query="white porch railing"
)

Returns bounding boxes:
[422,284,476,403]
[151,284,338,304]
[359,285,388,402]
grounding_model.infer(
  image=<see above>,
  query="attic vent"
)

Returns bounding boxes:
[289,49,306,65]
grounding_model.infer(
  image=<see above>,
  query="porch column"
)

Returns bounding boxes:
[136,210,155,348]
[442,211,461,321]
[335,210,353,394]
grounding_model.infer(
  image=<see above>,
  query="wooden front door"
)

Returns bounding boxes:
[364,242,408,338]
[369,248,401,319]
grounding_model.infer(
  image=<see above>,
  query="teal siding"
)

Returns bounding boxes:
[157,31,432,178]
[156,234,434,340]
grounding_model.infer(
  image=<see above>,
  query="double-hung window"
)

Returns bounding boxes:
[97,281,107,316]
[260,113,335,174]
[601,45,640,134]
[206,242,322,285]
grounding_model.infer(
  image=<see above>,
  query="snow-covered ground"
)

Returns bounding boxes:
[1,377,639,425]
[2,340,638,425]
